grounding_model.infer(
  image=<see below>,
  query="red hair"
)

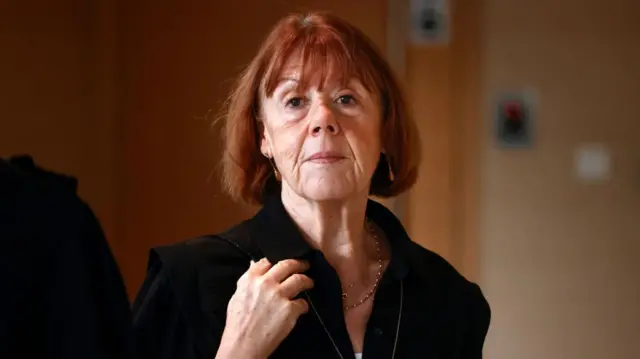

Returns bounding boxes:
[220,12,421,205]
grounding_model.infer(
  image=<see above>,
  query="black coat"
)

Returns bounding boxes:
[132,194,491,359]
[0,156,134,359]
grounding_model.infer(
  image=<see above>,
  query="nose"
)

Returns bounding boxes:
[309,101,340,136]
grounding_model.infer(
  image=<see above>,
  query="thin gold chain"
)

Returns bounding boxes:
[341,219,384,311]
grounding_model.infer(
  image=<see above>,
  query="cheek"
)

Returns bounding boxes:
[363,139,382,170]
[268,125,305,164]
[344,121,382,161]
[262,106,303,162]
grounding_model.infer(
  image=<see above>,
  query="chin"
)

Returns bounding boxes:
[302,183,355,202]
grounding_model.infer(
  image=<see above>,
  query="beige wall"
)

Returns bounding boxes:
[404,0,484,280]
[480,0,640,358]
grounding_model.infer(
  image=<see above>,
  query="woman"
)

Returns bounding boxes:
[132,12,491,359]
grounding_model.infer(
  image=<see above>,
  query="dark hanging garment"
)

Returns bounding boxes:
[0,155,134,359]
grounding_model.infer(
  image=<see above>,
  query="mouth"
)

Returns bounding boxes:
[306,151,346,164]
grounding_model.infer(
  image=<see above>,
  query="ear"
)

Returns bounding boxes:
[259,123,271,157]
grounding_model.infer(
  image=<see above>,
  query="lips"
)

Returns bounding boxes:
[306,151,345,163]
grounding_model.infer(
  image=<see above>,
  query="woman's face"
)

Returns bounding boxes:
[259,66,382,202]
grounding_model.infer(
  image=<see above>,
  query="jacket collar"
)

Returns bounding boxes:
[245,194,428,282]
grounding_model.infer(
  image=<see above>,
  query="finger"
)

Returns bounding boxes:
[265,259,310,283]
[248,257,272,276]
[290,298,309,315]
[279,273,314,299]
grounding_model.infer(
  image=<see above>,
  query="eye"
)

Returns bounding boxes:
[336,94,356,105]
[286,97,305,108]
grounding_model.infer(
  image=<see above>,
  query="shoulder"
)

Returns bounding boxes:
[148,220,256,289]
[406,240,474,285]
[403,241,491,347]
[405,240,491,316]
[155,218,256,262]
[134,220,257,317]
[132,221,257,358]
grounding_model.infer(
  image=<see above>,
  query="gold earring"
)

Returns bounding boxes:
[386,155,395,182]
[269,157,281,181]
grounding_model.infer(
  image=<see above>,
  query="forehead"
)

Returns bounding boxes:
[260,30,377,97]
[273,62,364,92]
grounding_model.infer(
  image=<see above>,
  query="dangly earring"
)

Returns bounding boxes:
[268,157,281,181]
[385,152,395,182]
[262,147,281,182]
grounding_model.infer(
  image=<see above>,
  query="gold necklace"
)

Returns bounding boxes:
[341,219,384,311]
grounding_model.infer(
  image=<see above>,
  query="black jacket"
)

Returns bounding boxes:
[0,156,134,359]
[132,194,491,359]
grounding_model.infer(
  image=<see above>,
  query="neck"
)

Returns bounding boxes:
[280,185,374,281]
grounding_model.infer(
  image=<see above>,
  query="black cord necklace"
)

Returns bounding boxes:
[304,280,404,359]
